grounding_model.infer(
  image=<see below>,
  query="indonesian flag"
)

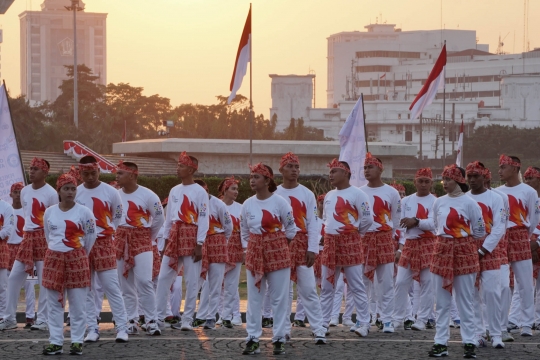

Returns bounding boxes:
[409,45,446,120]
[227,8,251,104]
[455,120,464,167]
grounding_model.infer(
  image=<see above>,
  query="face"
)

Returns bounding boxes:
[364,164,382,181]
[59,183,77,202]
[329,168,348,187]
[398,190,406,198]
[466,173,485,192]
[80,168,100,186]
[280,163,300,181]
[28,166,47,183]
[176,163,194,179]
[442,177,457,194]
[115,169,133,187]
[524,177,540,190]
[317,199,324,216]
[10,190,21,203]
[414,178,433,195]
[249,173,268,191]
[224,184,239,201]
[498,164,515,182]
[483,179,491,189]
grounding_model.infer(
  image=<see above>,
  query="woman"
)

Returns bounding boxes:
[241,163,296,355]
[41,174,97,355]
[218,176,244,328]
[429,164,485,359]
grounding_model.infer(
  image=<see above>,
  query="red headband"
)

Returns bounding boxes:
[56,174,77,191]
[249,163,273,179]
[465,161,485,176]
[499,154,520,167]
[524,167,540,179]
[113,161,139,175]
[10,182,24,192]
[317,193,326,203]
[390,181,406,192]
[364,152,383,170]
[327,158,350,174]
[279,152,300,169]
[30,157,49,173]
[222,176,240,193]
[442,164,465,184]
[78,162,99,171]
[415,167,433,180]
[483,168,492,181]
[178,151,198,170]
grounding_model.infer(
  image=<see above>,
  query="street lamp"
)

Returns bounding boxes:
[65,0,83,128]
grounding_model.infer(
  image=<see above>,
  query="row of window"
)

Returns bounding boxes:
[355,50,422,59]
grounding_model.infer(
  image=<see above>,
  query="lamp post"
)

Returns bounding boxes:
[65,0,83,128]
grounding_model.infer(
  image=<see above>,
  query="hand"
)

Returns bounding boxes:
[530,239,539,252]
[400,218,418,229]
[192,244,202,262]
[532,250,539,263]
[394,250,401,263]
[305,251,316,268]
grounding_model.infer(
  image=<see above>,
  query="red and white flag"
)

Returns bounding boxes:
[227,8,251,104]
[409,45,446,120]
[455,120,464,167]
[380,73,386,79]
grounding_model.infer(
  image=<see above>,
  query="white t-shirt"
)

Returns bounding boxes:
[359,184,401,234]
[20,183,59,231]
[118,185,164,241]
[322,186,373,236]
[208,195,233,239]
[466,190,506,253]
[8,207,25,245]
[0,199,14,241]
[44,203,97,253]
[433,194,485,239]
[400,193,437,241]
[496,183,540,237]
[226,201,242,234]
[275,184,319,254]
[76,182,123,239]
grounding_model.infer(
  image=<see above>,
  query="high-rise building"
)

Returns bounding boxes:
[19,0,107,103]
[0,29,3,80]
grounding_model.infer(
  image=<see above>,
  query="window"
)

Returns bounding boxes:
[405,131,413,141]
[355,65,391,73]
[398,114,401,119]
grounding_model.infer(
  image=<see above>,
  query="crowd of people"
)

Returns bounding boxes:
[0,151,539,358]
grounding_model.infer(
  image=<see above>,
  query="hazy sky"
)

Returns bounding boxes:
[0,0,537,116]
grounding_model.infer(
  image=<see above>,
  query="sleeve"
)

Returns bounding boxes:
[432,200,440,235]
[305,190,320,254]
[399,231,406,245]
[162,188,174,240]
[418,198,436,231]
[0,204,14,240]
[196,192,210,243]
[240,201,249,249]
[482,194,505,253]
[357,191,374,235]
[219,202,233,241]
[280,198,297,240]
[391,190,401,236]
[527,194,540,238]
[83,208,98,254]
[111,189,123,229]
[470,200,486,239]
[43,209,51,243]
[147,191,165,241]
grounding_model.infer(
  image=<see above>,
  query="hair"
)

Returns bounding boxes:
[189,156,199,168]
[339,161,352,179]
[376,157,383,164]
[534,166,540,173]
[263,165,278,193]
[122,161,138,174]
[44,159,50,169]
[194,179,207,190]
[456,166,469,192]
[510,155,521,171]
[79,155,97,164]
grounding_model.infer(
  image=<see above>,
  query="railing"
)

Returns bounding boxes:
[63,140,116,173]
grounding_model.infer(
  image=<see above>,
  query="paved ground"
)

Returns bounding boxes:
[1,322,539,359]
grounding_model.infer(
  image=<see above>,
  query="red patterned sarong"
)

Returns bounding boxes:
[0,241,9,269]
[531,234,540,279]
[225,232,243,274]
[398,236,435,282]
[430,236,480,293]
[152,245,161,280]
[321,232,363,285]
[313,253,322,287]
[475,236,502,287]
[15,229,47,275]
[289,233,308,283]
[115,226,152,278]
[507,227,531,262]
[89,236,117,272]
[42,247,90,307]
[7,243,20,271]
[201,233,228,280]
[164,222,198,271]
[493,231,509,266]
[362,231,395,282]
[245,232,291,290]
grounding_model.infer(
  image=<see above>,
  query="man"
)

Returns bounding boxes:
[0,185,14,319]
[275,152,326,343]
[359,153,401,333]
[114,161,164,336]
[319,159,373,337]
[75,156,129,342]
[393,168,436,331]
[156,152,209,331]
[496,155,540,336]
[465,161,506,348]
[0,158,58,330]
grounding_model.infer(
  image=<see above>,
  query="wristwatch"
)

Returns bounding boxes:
[414,217,420,227]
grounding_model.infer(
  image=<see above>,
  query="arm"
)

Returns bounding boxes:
[148,192,165,241]
[83,208,98,254]
[111,190,123,229]
[43,209,51,243]
[162,189,174,250]
[527,196,540,238]
[196,192,210,244]
[240,202,249,249]
[220,204,233,241]
[358,192,374,235]
[305,191,320,254]
[391,191,401,236]
[482,194,505,253]
[470,200,486,239]
[280,199,297,240]
[0,205,14,240]
[418,199,436,231]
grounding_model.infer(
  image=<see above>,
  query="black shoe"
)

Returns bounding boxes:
[426,319,436,329]
[69,343,83,355]
[404,320,414,330]
[42,344,63,355]
[292,320,306,328]
[222,320,233,329]
[65,318,70,327]
[138,316,145,327]
[428,343,448,357]
[192,318,206,328]
[273,341,285,355]
[242,340,260,355]
[375,319,383,330]
[262,317,273,328]
[463,343,476,358]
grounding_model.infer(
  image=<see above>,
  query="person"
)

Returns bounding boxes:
[359,153,401,333]
[465,161,506,348]
[74,156,129,342]
[393,168,436,331]
[428,164,485,358]
[319,159,373,338]
[497,155,540,336]
[41,174,97,355]
[241,163,296,355]
[274,152,326,343]
[0,158,58,331]
[114,161,164,336]
[156,152,209,331]
[0,185,14,319]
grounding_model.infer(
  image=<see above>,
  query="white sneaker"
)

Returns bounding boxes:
[355,324,370,337]
[216,318,223,326]
[0,319,17,330]
[84,329,100,342]
[232,315,243,326]
[501,330,514,342]
[342,318,355,327]
[313,329,326,344]
[116,329,129,343]
[411,321,426,331]
[180,322,193,331]
[521,326,533,336]
[30,321,48,331]
[329,316,339,327]
[349,321,360,332]
[382,321,395,333]
[127,320,139,335]
[491,335,504,349]
[156,319,166,331]
[146,321,161,336]
[476,334,487,347]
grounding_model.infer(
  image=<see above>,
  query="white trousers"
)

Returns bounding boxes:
[509,259,535,328]
[246,267,290,343]
[93,273,104,316]
[363,262,394,323]
[5,260,46,323]
[197,263,226,320]
[434,273,476,345]
[86,269,128,332]
[48,287,88,345]
[320,265,370,326]
[535,278,540,325]
[331,274,345,319]
[117,251,157,323]
[0,269,7,317]
[262,284,272,318]
[170,276,183,318]
[157,255,201,324]
[221,263,242,321]
[473,269,502,337]
[499,264,511,330]
[393,266,434,323]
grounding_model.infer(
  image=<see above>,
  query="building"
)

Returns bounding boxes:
[269,74,315,131]
[19,0,107,103]
[0,29,3,80]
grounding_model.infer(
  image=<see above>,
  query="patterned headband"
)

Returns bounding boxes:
[113,161,139,175]
[56,174,77,191]
[30,157,49,173]
[483,168,492,181]
[249,163,273,179]
[178,151,198,170]
[499,154,520,167]
[222,176,240,193]
[327,158,350,174]
[67,165,82,182]
[442,164,466,184]
[524,166,540,179]
[317,193,326,202]
[78,162,100,171]
[364,152,383,170]
[279,152,300,168]
[465,161,485,176]
[390,181,406,192]
[415,167,433,180]
[10,182,24,192]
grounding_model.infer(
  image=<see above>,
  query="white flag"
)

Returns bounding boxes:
[339,95,368,187]
[0,84,26,202]
[455,120,464,167]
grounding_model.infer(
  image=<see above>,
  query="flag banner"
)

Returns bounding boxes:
[227,8,251,104]
[455,120,464,167]
[339,94,368,187]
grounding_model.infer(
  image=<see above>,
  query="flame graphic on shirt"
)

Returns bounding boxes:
[62,220,84,249]
[31,198,46,227]
[178,195,198,224]
[443,207,471,237]
[478,202,493,234]
[289,196,307,233]
[333,196,359,234]
[126,201,150,227]
[416,203,435,238]
[230,215,240,232]
[208,214,223,235]
[373,196,392,231]
[16,215,24,238]
[507,195,528,227]
[92,197,113,237]
[261,209,281,233]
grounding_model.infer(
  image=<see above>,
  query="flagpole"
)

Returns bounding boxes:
[442,40,446,168]
[2,81,28,185]
[360,93,368,153]
[249,2,253,165]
